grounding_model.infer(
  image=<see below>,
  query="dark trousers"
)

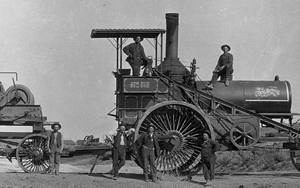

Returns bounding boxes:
[130,63,141,76]
[202,157,216,181]
[142,146,156,180]
[210,68,233,85]
[50,151,61,175]
[112,145,126,175]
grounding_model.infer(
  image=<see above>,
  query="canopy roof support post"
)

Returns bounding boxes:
[160,33,163,63]
[120,37,123,69]
[116,38,119,71]
[155,37,158,67]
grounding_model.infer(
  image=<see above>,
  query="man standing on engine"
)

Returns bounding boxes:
[123,36,151,76]
[48,123,64,176]
[207,44,233,89]
[139,125,160,182]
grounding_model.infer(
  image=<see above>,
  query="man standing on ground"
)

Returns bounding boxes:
[201,132,218,186]
[112,125,127,179]
[207,44,233,89]
[48,123,64,176]
[140,126,160,182]
[123,36,151,76]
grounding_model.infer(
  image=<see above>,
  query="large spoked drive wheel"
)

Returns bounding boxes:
[16,134,51,173]
[230,122,259,150]
[290,150,300,172]
[134,101,213,175]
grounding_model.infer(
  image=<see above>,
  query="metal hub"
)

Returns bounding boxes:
[32,147,44,161]
[160,130,184,152]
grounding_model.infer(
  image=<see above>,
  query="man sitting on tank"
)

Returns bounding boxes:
[207,44,233,89]
[123,36,152,76]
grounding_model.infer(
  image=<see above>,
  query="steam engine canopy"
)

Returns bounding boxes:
[196,80,292,113]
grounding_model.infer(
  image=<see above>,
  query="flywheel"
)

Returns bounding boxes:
[230,121,259,150]
[290,150,300,172]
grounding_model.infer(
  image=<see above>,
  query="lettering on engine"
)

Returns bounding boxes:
[254,87,280,98]
[123,78,168,93]
[129,81,150,88]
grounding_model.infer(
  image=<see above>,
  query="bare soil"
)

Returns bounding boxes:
[0,156,299,188]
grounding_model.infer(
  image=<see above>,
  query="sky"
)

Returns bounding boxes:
[0,0,299,140]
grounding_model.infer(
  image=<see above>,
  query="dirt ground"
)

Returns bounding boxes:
[0,157,299,188]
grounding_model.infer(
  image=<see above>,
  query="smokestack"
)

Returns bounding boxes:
[165,13,179,60]
[158,13,187,83]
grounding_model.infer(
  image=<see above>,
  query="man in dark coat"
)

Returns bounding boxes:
[182,132,219,184]
[201,132,218,186]
[207,44,233,89]
[123,36,151,76]
[47,123,64,175]
[139,126,160,182]
[112,125,128,179]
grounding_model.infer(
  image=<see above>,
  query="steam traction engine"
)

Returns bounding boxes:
[91,13,300,175]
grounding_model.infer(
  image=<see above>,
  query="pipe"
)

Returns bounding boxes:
[165,13,179,60]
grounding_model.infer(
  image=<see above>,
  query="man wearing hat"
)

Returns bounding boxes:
[201,132,218,186]
[182,132,219,186]
[207,44,233,89]
[112,125,128,179]
[48,123,64,175]
[139,125,160,182]
[123,36,151,76]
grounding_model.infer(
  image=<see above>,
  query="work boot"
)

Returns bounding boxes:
[225,79,230,87]
[145,174,149,182]
[152,176,157,183]
[205,180,211,186]
[112,173,118,180]
[206,84,213,90]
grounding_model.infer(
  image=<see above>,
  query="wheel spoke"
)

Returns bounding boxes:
[234,135,242,141]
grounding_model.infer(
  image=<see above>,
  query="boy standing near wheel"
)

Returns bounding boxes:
[47,123,64,175]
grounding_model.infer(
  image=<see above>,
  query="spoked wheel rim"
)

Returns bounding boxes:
[5,84,35,105]
[134,101,213,175]
[290,150,300,172]
[16,134,50,173]
[230,122,259,150]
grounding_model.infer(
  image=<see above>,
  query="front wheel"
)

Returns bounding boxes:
[16,134,51,173]
[290,150,300,172]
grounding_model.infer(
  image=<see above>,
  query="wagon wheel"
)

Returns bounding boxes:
[230,122,259,150]
[290,150,300,171]
[134,101,214,175]
[16,134,50,173]
[5,84,35,105]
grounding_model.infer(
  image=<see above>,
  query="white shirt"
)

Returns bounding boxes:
[120,133,125,145]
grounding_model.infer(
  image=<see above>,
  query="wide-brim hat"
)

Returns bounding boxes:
[221,44,231,51]
[51,123,61,130]
[203,131,211,138]
[133,35,144,41]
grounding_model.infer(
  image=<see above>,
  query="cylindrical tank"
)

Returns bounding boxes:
[196,80,292,113]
